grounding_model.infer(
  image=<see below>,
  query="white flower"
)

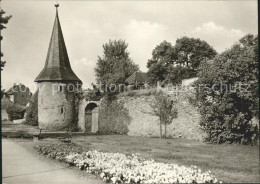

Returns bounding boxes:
[64,149,220,183]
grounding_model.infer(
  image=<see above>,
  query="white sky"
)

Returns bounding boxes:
[1,1,258,92]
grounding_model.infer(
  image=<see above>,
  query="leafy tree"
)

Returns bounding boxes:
[175,36,217,69]
[95,40,139,85]
[147,41,176,84]
[195,34,258,144]
[147,63,168,85]
[151,91,178,138]
[147,38,217,85]
[147,41,176,68]
[0,9,12,70]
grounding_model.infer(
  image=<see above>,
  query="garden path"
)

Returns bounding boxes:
[2,139,103,184]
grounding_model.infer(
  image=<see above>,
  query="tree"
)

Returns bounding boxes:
[147,41,176,84]
[151,91,178,138]
[147,41,176,68]
[147,38,217,85]
[0,9,12,70]
[147,62,168,85]
[94,40,139,86]
[195,34,258,144]
[175,36,217,69]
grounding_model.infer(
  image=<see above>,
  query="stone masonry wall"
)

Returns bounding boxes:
[119,93,205,141]
[38,82,77,131]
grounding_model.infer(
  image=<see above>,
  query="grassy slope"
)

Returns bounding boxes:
[71,135,259,183]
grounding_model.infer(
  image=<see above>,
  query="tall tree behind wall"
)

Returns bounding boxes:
[94,39,139,87]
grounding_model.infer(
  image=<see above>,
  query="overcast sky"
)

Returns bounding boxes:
[1,1,258,92]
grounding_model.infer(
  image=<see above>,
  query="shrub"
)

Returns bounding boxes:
[6,104,25,121]
[195,34,259,144]
[84,88,102,101]
[118,88,157,97]
[167,65,197,84]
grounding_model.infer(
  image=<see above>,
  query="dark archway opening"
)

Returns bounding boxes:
[85,103,98,132]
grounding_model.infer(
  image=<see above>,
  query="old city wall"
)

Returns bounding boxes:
[98,90,205,141]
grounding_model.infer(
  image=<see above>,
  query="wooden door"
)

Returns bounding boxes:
[85,111,92,132]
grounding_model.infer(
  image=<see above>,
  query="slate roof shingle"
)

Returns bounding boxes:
[35,11,81,83]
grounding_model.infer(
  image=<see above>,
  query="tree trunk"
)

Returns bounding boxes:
[165,123,167,139]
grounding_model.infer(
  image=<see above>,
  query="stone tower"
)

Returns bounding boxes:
[35,5,82,131]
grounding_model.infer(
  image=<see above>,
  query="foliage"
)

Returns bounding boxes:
[6,103,25,121]
[84,84,102,101]
[147,41,175,84]
[151,91,178,138]
[175,36,217,69]
[0,9,12,70]
[24,90,38,126]
[167,65,196,85]
[117,88,157,97]
[84,88,102,101]
[147,62,168,85]
[147,41,176,68]
[34,142,84,161]
[195,34,259,144]
[71,86,84,132]
[94,39,139,85]
[147,38,217,85]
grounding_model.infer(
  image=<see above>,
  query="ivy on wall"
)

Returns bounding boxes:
[99,95,131,134]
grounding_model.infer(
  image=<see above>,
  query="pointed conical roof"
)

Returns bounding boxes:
[35,7,81,83]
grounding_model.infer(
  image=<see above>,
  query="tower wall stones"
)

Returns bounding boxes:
[38,82,78,131]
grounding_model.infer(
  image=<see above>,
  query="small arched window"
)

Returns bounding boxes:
[60,106,64,114]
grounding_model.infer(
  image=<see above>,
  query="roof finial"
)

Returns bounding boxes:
[54,3,59,15]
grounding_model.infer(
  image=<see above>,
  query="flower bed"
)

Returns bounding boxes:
[35,143,220,183]
[65,151,220,183]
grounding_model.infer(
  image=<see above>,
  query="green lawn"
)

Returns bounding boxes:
[69,135,259,183]
[13,134,259,183]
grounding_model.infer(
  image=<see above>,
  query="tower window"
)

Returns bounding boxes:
[60,106,64,114]
[59,85,63,92]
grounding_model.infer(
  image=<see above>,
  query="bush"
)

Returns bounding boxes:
[24,90,38,126]
[6,104,25,121]
[195,34,259,144]
[167,65,197,85]
[84,88,102,101]
[118,88,157,97]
